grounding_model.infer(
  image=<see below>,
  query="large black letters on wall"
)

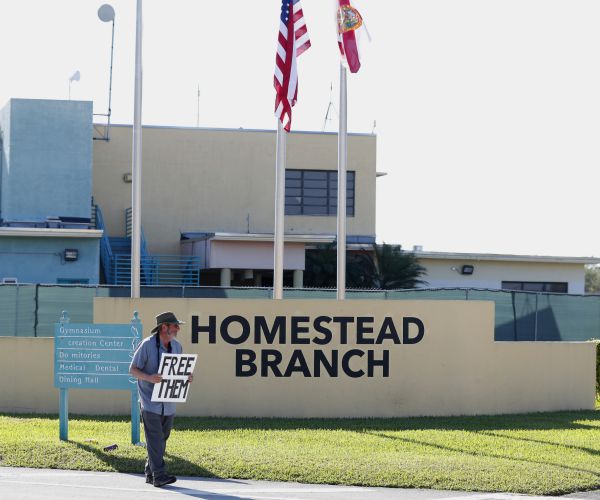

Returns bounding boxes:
[192,313,425,378]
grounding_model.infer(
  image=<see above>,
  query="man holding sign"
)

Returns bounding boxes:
[129,312,195,488]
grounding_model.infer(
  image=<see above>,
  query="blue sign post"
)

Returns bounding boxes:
[54,311,142,443]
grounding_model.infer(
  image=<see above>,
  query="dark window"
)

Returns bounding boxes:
[285,169,355,216]
[502,281,568,293]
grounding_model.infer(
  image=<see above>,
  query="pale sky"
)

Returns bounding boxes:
[1,1,599,257]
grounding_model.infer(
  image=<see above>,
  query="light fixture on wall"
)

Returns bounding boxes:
[64,249,79,262]
[461,265,474,275]
[451,265,475,275]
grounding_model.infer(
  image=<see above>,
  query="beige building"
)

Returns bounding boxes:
[92,123,597,293]
[92,125,377,286]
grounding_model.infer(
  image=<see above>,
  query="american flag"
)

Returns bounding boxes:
[274,0,311,132]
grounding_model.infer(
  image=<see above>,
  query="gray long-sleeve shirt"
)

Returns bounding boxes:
[130,333,182,416]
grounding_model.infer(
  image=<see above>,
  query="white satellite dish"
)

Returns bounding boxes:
[68,70,80,99]
[98,4,115,22]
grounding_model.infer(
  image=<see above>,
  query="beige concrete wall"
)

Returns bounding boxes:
[1,298,594,416]
[420,259,586,293]
[209,240,305,270]
[94,298,596,417]
[92,126,376,255]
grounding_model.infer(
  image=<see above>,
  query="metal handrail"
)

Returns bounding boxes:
[125,207,150,255]
[97,206,199,286]
[125,206,152,282]
[112,254,201,286]
[94,204,114,283]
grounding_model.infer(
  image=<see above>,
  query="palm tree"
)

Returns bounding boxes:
[350,243,427,289]
[304,243,337,287]
[305,243,427,289]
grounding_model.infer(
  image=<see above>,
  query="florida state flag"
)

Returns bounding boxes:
[337,0,365,73]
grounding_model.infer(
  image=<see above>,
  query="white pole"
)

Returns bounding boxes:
[131,0,143,299]
[273,121,286,299]
[196,84,200,128]
[337,64,348,300]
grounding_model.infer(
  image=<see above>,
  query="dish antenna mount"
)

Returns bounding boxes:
[68,70,80,100]
[95,4,116,141]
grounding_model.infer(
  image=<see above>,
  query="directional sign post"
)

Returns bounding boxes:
[54,311,142,443]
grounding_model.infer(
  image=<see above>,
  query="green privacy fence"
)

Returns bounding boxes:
[1,284,599,341]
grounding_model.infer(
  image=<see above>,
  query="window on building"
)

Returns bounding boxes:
[285,169,355,216]
[501,281,568,293]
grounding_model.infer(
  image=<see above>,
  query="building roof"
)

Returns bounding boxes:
[0,227,103,238]
[181,232,335,244]
[413,250,600,265]
[107,123,375,137]
[180,232,376,245]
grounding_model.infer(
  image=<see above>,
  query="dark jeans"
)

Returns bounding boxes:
[142,410,175,478]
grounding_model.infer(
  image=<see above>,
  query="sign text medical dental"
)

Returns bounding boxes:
[54,323,140,390]
[53,313,142,443]
[191,314,425,377]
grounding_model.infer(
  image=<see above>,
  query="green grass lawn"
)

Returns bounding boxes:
[1,410,599,495]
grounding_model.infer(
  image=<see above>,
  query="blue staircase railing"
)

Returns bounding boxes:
[113,254,201,286]
[125,207,153,283]
[95,203,114,284]
[95,204,201,286]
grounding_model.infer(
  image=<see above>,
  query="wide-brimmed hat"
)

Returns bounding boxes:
[151,311,185,333]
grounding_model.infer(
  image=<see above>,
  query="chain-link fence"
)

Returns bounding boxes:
[1,284,598,341]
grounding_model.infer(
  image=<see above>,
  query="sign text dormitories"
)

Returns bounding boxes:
[191,314,425,378]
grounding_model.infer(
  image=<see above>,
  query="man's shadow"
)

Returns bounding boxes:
[75,442,254,499]
[156,476,255,500]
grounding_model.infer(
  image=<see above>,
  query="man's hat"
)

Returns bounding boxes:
[151,311,185,333]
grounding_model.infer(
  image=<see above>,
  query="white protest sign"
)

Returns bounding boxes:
[151,353,197,403]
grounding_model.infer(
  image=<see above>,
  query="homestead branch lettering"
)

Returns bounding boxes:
[191,314,425,378]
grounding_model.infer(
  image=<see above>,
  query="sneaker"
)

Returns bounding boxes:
[153,475,177,488]
[145,474,153,484]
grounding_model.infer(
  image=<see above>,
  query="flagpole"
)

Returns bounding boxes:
[131,0,143,299]
[273,121,286,299]
[337,63,348,300]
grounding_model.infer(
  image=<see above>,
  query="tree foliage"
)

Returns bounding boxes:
[304,243,338,288]
[585,265,600,294]
[305,243,427,290]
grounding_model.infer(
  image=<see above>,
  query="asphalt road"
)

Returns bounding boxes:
[0,467,599,500]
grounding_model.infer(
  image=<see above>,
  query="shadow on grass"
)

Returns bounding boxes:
[173,410,600,433]
[72,441,146,473]
[477,429,600,457]
[71,440,239,481]
[63,442,256,500]
[3,409,600,433]
[363,430,600,483]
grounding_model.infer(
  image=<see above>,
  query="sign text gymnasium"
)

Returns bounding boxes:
[191,314,425,378]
